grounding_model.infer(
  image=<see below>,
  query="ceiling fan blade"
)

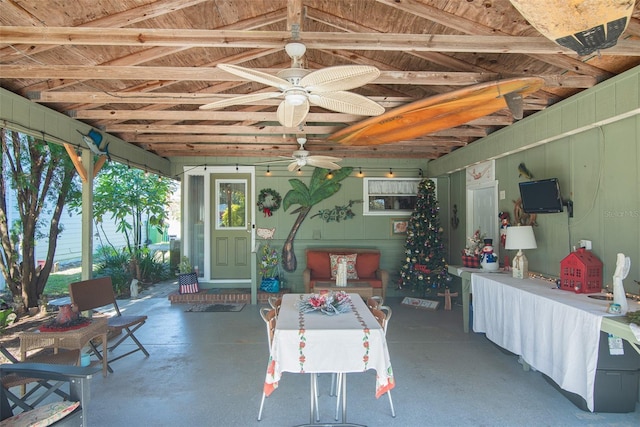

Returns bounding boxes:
[277,99,310,127]
[199,91,282,110]
[309,91,385,116]
[301,65,380,92]
[307,155,342,162]
[288,161,303,171]
[306,158,342,170]
[253,158,293,165]
[217,64,293,91]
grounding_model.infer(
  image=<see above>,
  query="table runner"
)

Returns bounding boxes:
[471,272,615,411]
[264,293,395,398]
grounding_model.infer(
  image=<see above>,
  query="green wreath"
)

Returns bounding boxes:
[257,188,281,217]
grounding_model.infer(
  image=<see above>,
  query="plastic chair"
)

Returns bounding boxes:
[1,344,80,411]
[335,305,396,420]
[69,277,149,373]
[1,362,99,426]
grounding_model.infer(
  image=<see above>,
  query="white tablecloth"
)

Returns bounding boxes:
[264,293,395,399]
[471,272,615,412]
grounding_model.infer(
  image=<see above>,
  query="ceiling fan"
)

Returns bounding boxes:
[262,137,342,171]
[199,42,385,128]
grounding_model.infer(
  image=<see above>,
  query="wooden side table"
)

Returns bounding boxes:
[19,317,109,377]
[314,282,373,299]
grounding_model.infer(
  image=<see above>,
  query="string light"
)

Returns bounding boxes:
[266,165,271,176]
[388,168,393,177]
[358,167,363,177]
[297,168,302,175]
[418,168,423,177]
[235,163,239,171]
[326,171,334,179]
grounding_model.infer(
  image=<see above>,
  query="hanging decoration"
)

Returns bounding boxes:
[513,198,537,226]
[257,188,282,217]
[310,200,363,222]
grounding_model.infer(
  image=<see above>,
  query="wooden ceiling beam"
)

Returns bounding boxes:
[70,109,521,124]
[30,91,414,108]
[2,27,639,55]
[6,65,595,87]
[126,133,466,147]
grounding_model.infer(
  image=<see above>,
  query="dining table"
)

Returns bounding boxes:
[263,292,395,426]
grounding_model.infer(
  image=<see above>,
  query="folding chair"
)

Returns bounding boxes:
[1,362,99,427]
[69,277,149,373]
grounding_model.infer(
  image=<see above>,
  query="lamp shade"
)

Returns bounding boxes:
[508,0,634,56]
[505,225,537,250]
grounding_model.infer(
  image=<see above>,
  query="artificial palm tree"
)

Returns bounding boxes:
[281,167,353,271]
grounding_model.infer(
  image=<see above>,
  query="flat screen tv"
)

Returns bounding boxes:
[518,178,564,213]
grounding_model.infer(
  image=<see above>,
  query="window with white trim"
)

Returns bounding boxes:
[363,178,425,216]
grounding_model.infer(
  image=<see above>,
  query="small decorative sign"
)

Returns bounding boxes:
[401,297,440,311]
[414,264,431,274]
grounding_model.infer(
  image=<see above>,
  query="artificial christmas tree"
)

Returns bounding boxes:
[398,179,450,295]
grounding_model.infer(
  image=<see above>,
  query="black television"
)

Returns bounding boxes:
[518,178,564,213]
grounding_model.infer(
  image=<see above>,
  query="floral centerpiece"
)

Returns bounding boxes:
[297,291,352,315]
[259,243,281,293]
[259,243,280,278]
[461,229,485,268]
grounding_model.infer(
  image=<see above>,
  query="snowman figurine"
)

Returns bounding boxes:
[480,238,499,272]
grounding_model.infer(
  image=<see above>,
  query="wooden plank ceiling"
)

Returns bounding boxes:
[1,0,639,162]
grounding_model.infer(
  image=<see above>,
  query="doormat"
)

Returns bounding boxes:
[185,303,245,312]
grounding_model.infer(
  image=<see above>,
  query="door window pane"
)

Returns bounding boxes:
[216,180,246,229]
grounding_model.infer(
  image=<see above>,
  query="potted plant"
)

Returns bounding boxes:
[177,256,199,294]
[178,256,192,275]
[259,243,281,293]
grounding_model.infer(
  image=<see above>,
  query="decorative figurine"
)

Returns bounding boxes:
[480,239,499,272]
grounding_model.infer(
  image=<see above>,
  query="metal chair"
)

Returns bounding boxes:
[69,277,149,372]
[335,305,396,420]
[267,296,282,316]
[258,307,320,422]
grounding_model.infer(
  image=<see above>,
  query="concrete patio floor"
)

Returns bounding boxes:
[80,280,639,426]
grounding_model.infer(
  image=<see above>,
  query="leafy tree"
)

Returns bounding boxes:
[0,129,79,309]
[69,162,176,280]
[281,167,352,271]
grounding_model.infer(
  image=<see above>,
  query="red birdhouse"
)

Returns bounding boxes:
[560,248,603,293]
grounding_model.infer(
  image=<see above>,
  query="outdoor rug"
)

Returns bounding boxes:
[185,303,245,313]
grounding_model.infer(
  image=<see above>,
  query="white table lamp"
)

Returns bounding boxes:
[505,225,537,279]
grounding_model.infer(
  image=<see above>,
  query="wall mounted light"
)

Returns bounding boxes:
[326,171,334,179]
[418,168,423,177]
[235,164,239,171]
[388,168,393,177]
[266,165,271,176]
[358,167,364,177]
[297,168,302,175]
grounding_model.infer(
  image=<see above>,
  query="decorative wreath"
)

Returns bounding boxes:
[257,188,282,217]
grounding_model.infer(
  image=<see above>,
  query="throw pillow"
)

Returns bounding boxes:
[329,254,359,280]
[355,252,380,278]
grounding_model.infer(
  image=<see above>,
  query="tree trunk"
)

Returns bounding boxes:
[282,207,311,272]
